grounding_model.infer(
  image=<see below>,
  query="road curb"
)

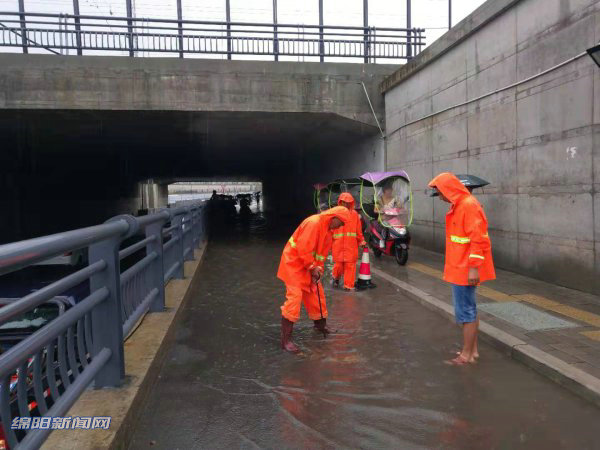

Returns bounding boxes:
[372,267,600,408]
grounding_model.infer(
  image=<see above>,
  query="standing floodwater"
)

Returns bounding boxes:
[130,212,599,449]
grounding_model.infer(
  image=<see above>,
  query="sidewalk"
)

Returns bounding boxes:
[370,246,600,405]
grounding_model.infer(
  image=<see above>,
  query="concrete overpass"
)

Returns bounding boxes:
[0,55,396,243]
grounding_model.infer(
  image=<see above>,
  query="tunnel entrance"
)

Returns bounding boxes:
[0,109,382,243]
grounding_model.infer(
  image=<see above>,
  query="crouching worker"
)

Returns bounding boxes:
[278,206,351,353]
[332,193,366,291]
[429,172,496,365]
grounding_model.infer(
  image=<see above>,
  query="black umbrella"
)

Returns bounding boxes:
[427,174,490,196]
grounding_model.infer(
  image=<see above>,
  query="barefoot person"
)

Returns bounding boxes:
[278,206,351,353]
[428,172,496,365]
[332,193,366,291]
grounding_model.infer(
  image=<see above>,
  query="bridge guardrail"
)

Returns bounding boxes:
[0,11,425,62]
[0,201,207,449]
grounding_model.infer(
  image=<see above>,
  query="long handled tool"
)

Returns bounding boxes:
[316,278,327,339]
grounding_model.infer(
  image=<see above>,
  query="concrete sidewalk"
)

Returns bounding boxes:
[370,247,600,406]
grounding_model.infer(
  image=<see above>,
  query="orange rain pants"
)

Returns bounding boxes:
[333,261,356,290]
[281,283,327,322]
[278,206,351,323]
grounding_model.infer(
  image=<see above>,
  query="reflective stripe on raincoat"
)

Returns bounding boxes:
[332,192,366,263]
[428,172,496,286]
[277,206,351,291]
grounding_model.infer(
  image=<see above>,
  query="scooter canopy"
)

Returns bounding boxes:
[328,178,363,209]
[359,171,413,228]
[360,171,410,185]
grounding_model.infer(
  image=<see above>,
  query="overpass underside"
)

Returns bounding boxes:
[0,108,382,243]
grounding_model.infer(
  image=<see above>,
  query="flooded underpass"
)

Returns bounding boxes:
[129,210,599,449]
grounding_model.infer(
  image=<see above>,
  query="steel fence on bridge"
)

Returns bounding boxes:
[0,11,425,62]
[0,202,207,449]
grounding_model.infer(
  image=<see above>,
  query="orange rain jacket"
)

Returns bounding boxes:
[428,172,496,286]
[332,193,366,262]
[277,206,351,292]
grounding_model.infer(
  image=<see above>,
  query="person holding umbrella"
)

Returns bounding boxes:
[278,206,351,353]
[428,172,495,365]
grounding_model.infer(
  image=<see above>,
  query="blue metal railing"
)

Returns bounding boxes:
[0,201,207,449]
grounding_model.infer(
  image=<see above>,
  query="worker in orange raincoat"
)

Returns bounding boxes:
[278,206,351,353]
[331,192,366,291]
[428,172,496,365]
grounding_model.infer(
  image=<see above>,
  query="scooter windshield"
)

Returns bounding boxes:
[328,182,343,208]
[333,178,362,211]
[318,189,330,212]
[374,177,412,229]
[313,184,330,212]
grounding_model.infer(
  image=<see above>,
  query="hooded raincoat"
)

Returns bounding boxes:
[278,206,351,322]
[428,172,496,286]
[332,193,366,289]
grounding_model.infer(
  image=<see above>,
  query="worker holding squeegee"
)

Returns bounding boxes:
[278,206,351,353]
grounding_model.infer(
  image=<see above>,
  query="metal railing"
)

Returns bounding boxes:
[0,201,207,449]
[0,12,425,61]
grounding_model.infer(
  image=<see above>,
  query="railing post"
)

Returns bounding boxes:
[406,0,412,59]
[273,0,278,61]
[72,0,82,55]
[88,235,125,388]
[226,0,232,60]
[126,0,134,57]
[18,0,27,54]
[363,0,368,63]
[171,213,185,279]
[146,215,168,312]
[318,0,324,62]
[176,0,184,58]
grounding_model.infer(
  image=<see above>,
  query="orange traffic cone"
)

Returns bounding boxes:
[356,247,376,290]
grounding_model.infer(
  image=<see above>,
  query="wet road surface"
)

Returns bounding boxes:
[129,213,599,449]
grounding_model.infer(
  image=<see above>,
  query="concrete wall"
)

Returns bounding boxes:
[0,55,396,129]
[299,132,384,216]
[262,118,383,218]
[383,0,600,294]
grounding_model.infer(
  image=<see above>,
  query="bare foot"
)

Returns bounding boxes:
[445,355,472,366]
[456,351,479,359]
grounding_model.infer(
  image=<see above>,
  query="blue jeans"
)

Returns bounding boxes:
[451,284,477,324]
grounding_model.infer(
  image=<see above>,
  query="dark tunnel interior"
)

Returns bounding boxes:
[0,109,383,243]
